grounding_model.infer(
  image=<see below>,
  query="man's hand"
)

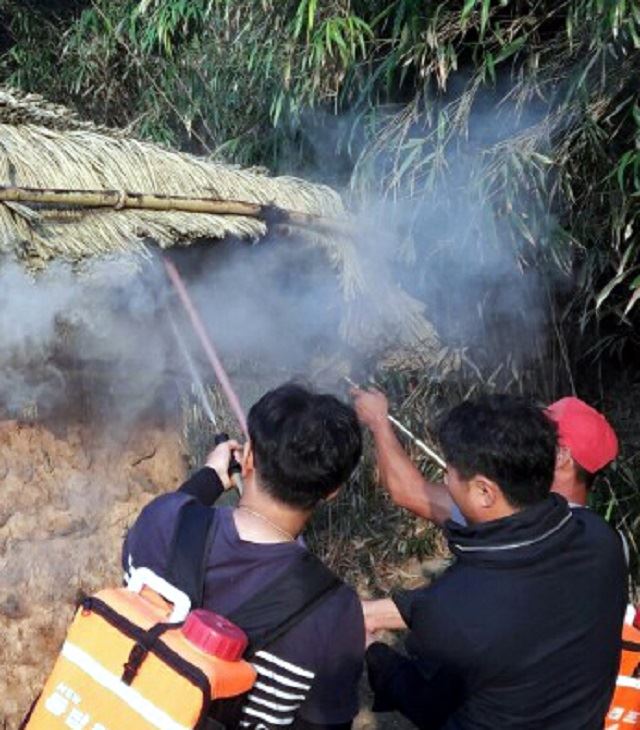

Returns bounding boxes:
[363,599,382,648]
[351,387,390,433]
[362,598,408,634]
[365,628,379,649]
[352,387,453,525]
[205,439,242,489]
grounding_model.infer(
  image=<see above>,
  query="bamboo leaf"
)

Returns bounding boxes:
[293,0,308,39]
[617,150,635,190]
[480,0,491,36]
[624,280,640,316]
[308,0,317,34]
[494,37,525,64]
[596,266,636,311]
[461,0,477,23]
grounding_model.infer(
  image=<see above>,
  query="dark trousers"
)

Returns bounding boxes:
[366,643,461,730]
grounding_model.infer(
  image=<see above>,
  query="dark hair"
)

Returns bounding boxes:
[574,463,597,490]
[247,383,362,510]
[438,394,557,508]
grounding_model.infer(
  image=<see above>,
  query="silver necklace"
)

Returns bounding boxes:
[237,505,296,542]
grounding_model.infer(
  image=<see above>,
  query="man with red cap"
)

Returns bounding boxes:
[351,390,620,526]
[546,396,619,506]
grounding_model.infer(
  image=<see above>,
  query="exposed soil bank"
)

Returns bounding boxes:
[0,420,186,726]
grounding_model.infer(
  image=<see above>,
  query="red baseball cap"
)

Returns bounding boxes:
[546,396,618,473]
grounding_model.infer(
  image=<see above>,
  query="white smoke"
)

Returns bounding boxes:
[0,95,558,422]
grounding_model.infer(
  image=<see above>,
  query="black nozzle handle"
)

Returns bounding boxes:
[214,432,230,445]
[214,432,242,476]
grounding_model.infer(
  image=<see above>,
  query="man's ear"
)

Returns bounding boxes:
[470,475,499,509]
[555,445,572,470]
[242,441,254,477]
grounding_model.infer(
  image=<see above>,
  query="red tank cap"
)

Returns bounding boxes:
[182,610,248,662]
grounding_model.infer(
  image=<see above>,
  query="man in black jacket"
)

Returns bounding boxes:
[363,395,627,729]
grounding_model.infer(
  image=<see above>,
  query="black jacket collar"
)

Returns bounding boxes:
[445,494,577,568]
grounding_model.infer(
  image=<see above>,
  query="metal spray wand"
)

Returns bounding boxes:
[344,375,446,470]
[164,258,248,438]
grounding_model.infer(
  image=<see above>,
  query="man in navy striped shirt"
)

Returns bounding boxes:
[124,384,365,730]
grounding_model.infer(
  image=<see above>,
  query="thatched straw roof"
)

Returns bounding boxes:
[0,87,345,264]
[0,87,439,352]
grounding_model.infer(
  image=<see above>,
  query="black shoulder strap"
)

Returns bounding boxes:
[622,639,640,653]
[167,503,341,655]
[228,551,342,657]
[167,500,217,608]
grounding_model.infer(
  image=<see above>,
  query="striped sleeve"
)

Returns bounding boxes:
[239,650,315,728]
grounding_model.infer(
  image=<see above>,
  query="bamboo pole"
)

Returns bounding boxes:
[0,185,352,236]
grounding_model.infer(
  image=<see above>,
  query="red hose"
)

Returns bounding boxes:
[163,258,248,439]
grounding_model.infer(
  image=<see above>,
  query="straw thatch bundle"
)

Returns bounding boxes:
[0,86,438,351]
[0,87,345,261]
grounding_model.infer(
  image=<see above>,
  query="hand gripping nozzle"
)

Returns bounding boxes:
[213,433,245,495]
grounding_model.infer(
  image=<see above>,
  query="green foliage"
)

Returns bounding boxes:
[1,0,639,561]
[0,0,380,164]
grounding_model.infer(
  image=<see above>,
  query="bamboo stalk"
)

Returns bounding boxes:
[0,185,352,235]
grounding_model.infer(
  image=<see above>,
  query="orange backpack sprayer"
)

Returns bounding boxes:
[22,568,255,730]
[21,486,341,730]
[606,605,640,729]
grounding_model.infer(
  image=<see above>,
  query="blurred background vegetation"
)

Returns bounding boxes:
[1,0,638,578]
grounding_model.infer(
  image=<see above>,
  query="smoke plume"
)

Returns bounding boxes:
[0,95,558,423]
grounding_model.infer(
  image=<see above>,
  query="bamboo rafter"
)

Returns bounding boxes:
[0,185,354,236]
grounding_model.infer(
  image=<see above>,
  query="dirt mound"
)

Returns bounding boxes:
[0,420,187,726]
